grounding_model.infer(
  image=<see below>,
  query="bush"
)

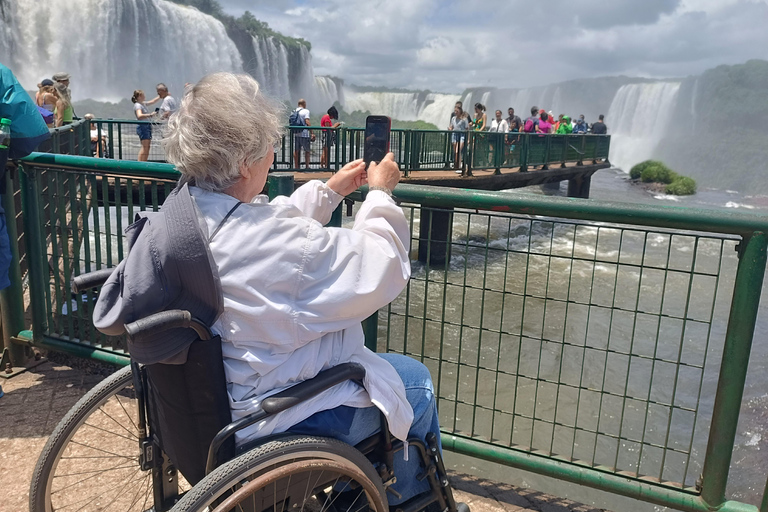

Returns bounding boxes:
[666,176,697,195]
[630,159,663,180]
[640,162,677,184]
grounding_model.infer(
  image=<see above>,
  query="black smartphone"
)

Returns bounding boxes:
[363,115,391,166]
[154,108,160,113]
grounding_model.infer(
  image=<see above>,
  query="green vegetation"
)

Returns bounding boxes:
[169,0,310,50]
[629,159,697,196]
[666,176,697,195]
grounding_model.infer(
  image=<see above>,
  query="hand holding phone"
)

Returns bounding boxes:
[363,115,391,167]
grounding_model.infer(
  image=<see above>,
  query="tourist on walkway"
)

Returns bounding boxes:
[572,115,587,134]
[449,106,469,172]
[448,100,465,129]
[556,115,573,134]
[132,89,157,162]
[53,82,73,127]
[291,98,312,170]
[146,83,178,119]
[471,103,487,131]
[537,112,553,134]
[84,113,108,157]
[320,105,341,169]
[506,107,522,132]
[524,106,540,133]
[489,110,509,167]
[591,114,607,134]
[36,80,57,127]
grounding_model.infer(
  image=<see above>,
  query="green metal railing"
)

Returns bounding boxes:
[6,152,768,512]
[89,119,610,174]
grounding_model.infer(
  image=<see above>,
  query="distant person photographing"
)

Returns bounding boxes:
[590,114,607,134]
[131,89,158,161]
[146,83,178,119]
[290,98,313,170]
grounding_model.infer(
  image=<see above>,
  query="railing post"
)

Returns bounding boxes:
[362,312,378,352]
[107,120,115,159]
[761,475,768,512]
[19,165,47,339]
[267,173,294,200]
[520,133,529,172]
[700,231,768,508]
[0,166,28,367]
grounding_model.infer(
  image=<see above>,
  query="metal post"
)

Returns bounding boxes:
[327,203,342,228]
[0,167,28,367]
[700,232,768,508]
[19,165,48,339]
[267,173,294,200]
[362,312,378,352]
[761,475,768,512]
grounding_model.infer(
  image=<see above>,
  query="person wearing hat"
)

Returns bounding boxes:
[52,72,70,87]
[36,79,57,127]
[93,72,444,507]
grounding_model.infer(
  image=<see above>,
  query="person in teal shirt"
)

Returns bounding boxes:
[0,62,51,289]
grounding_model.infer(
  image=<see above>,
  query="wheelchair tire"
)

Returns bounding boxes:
[170,435,388,512]
[29,365,179,512]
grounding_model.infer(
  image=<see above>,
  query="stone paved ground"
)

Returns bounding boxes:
[0,359,607,512]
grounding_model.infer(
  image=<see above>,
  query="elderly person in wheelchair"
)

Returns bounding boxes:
[69,72,462,512]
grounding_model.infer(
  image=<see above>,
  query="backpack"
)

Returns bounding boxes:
[37,106,54,125]
[289,108,303,127]
[523,117,537,133]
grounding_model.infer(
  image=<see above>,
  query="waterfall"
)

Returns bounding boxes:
[606,82,681,172]
[338,89,460,128]
[0,0,242,101]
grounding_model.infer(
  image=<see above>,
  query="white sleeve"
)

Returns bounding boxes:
[291,190,411,342]
[270,180,344,225]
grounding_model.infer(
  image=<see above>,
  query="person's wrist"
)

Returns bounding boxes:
[368,185,392,196]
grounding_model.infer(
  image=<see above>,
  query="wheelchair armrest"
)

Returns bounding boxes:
[71,267,115,293]
[261,362,366,415]
[125,310,214,341]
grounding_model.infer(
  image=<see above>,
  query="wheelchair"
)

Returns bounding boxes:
[29,268,468,512]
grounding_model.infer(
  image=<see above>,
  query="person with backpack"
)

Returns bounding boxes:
[523,106,540,133]
[290,99,313,170]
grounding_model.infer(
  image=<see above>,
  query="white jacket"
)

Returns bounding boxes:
[189,182,414,444]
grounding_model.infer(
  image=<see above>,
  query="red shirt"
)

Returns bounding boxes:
[321,114,332,127]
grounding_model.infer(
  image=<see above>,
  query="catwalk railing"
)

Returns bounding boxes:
[85,119,610,174]
[3,152,767,512]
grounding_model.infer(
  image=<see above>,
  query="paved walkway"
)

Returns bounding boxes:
[0,358,607,512]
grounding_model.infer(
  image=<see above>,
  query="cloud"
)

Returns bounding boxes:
[216,0,768,92]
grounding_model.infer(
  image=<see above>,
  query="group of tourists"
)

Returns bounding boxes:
[33,72,73,128]
[131,84,179,161]
[448,101,608,170]
[289,99,342,170]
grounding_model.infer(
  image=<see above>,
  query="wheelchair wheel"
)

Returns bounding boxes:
[171,435,388,512]
[29,365,187,511]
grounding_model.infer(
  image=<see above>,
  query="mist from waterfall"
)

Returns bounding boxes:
[607,82,681,172]
[0,0,242,101]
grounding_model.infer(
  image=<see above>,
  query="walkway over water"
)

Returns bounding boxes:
[1,124,767,512]
[53,118,611,198]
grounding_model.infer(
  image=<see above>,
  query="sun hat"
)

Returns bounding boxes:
[52,72,71,81]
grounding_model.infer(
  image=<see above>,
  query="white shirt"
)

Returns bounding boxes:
[297,108,310,137]
[160,95,178,114]
[189,181,414,444]
[489,119,509,133]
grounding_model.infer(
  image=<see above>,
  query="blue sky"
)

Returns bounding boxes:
[217,0,768,92]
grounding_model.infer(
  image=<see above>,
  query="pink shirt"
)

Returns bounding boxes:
[538,120,553,134]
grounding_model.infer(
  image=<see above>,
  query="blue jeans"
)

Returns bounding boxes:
[289,353,440,505]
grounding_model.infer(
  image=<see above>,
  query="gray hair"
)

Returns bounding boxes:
[163,72,283,192]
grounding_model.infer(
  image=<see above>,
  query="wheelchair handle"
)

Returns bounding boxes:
[71,267,115,293]
[124,310,214,341]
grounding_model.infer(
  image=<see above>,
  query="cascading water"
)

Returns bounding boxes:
[339,89,460,128]
[0,0,242,101]
[606,82,681,172]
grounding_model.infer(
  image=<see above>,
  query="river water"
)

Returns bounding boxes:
[360,168,768,511]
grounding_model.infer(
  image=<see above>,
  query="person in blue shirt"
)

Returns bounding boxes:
[572,114,588,134]
[0,63,51,290]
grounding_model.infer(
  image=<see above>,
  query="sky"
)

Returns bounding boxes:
[216,0,768,93]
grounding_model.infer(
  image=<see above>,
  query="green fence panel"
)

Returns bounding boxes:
[12,152,768,512]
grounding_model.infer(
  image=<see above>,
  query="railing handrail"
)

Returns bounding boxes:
[21,151,768,236]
